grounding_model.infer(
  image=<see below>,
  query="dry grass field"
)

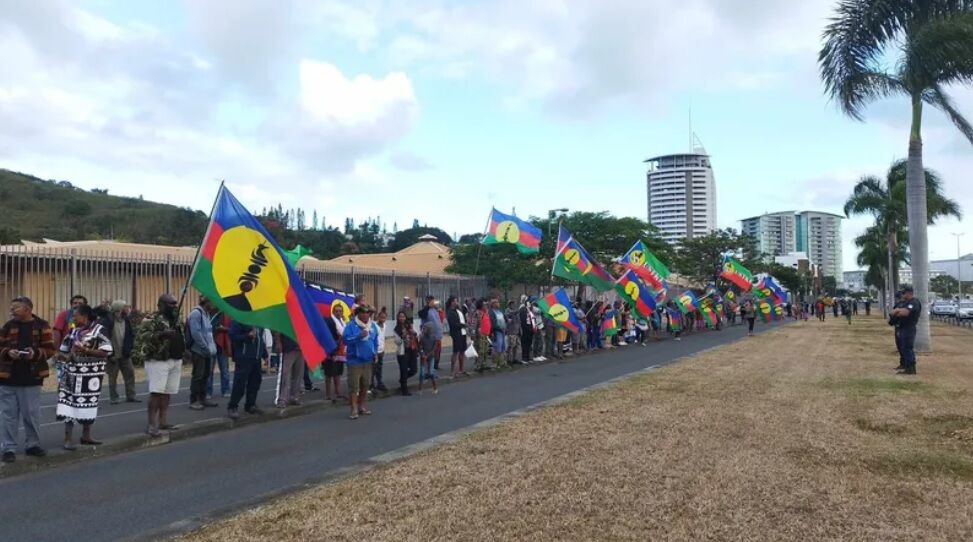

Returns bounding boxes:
[183,317,973,541]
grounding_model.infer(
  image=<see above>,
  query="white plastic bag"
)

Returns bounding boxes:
[464,343,478,359]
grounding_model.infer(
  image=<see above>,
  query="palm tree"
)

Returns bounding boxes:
[844,159,962,300]
[820,1,973,351]
[855,225,910,314]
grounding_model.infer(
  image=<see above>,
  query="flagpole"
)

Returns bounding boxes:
[176,180,226,318]
[473,208,494,276]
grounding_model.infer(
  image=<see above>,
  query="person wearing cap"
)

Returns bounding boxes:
[104,299,139,404]
[890,286,921,375]
[343,305,379,419]
[0,296,56,463]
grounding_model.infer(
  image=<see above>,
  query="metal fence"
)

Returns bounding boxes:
[0,245,487,323]
[930,314,973,329]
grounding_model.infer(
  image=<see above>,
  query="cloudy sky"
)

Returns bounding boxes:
[1,0,970,271]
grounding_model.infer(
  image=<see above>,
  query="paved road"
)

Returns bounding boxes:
[29,346,456,450]
[1,321,784,541]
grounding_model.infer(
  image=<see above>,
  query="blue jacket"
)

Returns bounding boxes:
[187,306,217,358]
[342,319,379,365]
[229,322,265,362]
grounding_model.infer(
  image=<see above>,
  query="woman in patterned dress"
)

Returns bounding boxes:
[57,304,112,450]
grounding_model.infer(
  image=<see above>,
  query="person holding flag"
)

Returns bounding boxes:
[536,289,585,352]
[553,225,614,292]
[187,186,337,383]
[618,240,670,291]
[481,208,543,254]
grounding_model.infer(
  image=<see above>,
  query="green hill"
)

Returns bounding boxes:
[0,169,208,246]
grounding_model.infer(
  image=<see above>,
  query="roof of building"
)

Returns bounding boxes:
[8,239,197,259]
[797,210,845,219]
[644,153,710,163]
[931,253,973,263]
[326,240,453,274]
[1,238,460,277]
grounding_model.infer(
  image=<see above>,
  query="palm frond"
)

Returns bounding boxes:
[819,0,912,119]
[908,12,973,87]
[924,84,973,144]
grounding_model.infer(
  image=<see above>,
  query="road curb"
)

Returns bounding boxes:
[135,323,789,541]
[0,343,623,479]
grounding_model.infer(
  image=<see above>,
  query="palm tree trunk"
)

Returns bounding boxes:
[906,95,931,351]
[886,227,897,303]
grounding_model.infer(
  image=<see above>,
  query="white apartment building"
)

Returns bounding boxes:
[741,211,798,257]
[645,153,717,245]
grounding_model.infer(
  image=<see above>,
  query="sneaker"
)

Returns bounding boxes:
[245,407,265,415]
[2,451,14,463]
[126,397,142,403]
[532,357,543,362]
[227,408,240,419]
[110,398,120,405]
[189,403,205,411]
[24,446,46,458]
[288,399,302,406]
[202,400,219,408]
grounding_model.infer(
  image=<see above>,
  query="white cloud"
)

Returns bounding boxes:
[0,1,419,218]
[369,0,834,114]
[299,60,416,127]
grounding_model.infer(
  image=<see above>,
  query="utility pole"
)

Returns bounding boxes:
[953,233,965,299]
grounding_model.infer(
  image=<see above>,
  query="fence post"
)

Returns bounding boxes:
[392,270,397,310]
[351,266,356,293]
[165,255,173,295]
[69,249,78,295]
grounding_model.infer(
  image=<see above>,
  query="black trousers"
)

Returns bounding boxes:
[228,357,262,410]
[397,351,417,389]
[899,328,917,370]
[747,318,755,332]
[189,352,212,404]
[894,328,903,363]
[372,353,385,388]
[521,331,534,361]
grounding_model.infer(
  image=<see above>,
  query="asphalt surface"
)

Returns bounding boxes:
[29,345,456,450]
[1,320,784,541]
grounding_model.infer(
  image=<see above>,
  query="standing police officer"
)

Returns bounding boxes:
[890,286,921,375]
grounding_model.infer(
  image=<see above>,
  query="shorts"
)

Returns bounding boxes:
[145,359,181,395]
[324,359,345,377]
[346,363,372,396]
[451,334,467,354]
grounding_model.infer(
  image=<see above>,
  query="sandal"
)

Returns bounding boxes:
[359,409,372,416]
[349,413,359,420]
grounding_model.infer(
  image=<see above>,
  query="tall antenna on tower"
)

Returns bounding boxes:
[688,106,693,153]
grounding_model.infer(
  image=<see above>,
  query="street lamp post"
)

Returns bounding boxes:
[548,208,569,237]
[953,233,965,299]
[548,208,569,298]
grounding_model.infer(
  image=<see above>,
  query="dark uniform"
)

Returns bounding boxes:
[896,297,921,374]
[889,299,906,364]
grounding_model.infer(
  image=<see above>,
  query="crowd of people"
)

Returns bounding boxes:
[0,288,765,463]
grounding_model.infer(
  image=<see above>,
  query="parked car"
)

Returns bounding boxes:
[958,301,973,320]
[931,301,958,316]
